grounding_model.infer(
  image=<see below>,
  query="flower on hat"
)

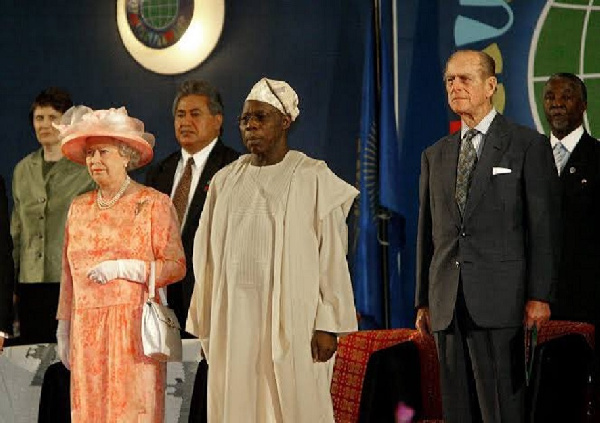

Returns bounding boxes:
[56,106,155,169]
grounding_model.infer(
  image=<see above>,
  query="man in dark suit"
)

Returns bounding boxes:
[542,74,600,418]
[145,80,239,423]
[542,73,600,333]
[415,50,560,422]
[146,80,239,327]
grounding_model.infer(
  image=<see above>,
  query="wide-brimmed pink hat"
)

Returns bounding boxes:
[55,106,155,169]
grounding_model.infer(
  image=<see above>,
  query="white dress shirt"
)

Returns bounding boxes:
[461,108,497,159]
[170,138,218,229]
[550,125,584,174]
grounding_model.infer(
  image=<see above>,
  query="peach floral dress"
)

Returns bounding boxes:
[57,186,185,422]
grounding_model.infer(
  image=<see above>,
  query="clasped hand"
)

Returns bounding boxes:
[311,330,337,363]
[88,259,147,285]
[524,300,550,330]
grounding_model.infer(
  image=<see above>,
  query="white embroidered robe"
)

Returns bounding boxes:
[187,151,358,423]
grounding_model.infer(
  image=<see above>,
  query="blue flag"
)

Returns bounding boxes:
[379,0,409,329]
[353,4,383,329]
[353,0,403,329]
[379,0,402,216]
[392,0,448,328]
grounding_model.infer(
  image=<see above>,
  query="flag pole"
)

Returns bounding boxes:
[374,0,391,329]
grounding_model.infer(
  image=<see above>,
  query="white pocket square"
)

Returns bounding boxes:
[492,167,512,175]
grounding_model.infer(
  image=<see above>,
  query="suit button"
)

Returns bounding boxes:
[455,261,460,268]
[461,232,467,237]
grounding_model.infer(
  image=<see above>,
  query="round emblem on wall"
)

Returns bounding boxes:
[116,0,225,75]
[126,0,194,49]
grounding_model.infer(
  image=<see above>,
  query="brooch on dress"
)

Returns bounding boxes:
[135,199,149,216]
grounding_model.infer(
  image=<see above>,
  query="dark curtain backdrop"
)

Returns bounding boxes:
[0,0,369,195]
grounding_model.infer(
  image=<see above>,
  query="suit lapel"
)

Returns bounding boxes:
[561,132,593,182]
[441,132,462,222]
[464,115,508,220]
[183,140,226,235]
[155,153,179,195]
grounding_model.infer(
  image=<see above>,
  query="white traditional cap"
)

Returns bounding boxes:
[245,77,300,121]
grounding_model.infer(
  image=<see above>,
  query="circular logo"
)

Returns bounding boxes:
[528,1,600,138]
[117,0,225,75]
[126,0,194,49]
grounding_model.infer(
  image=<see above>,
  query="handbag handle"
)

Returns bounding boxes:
[148,261,168,305]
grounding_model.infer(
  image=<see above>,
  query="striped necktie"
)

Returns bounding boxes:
[172,158,194,225]
[552,141,569,175]
[455,129,479,216]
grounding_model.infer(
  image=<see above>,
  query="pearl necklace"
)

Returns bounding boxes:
[97,176,131,209]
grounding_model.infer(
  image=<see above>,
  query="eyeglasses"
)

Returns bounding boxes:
[237,111,273,126]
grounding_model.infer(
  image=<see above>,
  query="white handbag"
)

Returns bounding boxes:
[141,261,182,362]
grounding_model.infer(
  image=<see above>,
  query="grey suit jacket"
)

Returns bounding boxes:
[415,114,561,331]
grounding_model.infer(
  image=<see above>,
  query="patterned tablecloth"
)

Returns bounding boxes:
[0,339,203,423]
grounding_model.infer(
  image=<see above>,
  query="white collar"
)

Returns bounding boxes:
[461,108,497,137]
[181,137,218,164]
[550,126,584,153]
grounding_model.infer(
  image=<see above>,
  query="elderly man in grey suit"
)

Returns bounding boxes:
[415,50,560,422]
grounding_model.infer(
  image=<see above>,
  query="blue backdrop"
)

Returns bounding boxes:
[3,1,587,329]
[0,1,369,194]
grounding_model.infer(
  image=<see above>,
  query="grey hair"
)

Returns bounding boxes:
[118,143,141,170]
[545,73,587,103]
[172,80,224,116]
[445,50,496,79]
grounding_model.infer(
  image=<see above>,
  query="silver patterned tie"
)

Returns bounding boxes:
[552,141,569,175]
[455,129,479,216]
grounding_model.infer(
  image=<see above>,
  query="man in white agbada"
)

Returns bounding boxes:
[186,77,358,422]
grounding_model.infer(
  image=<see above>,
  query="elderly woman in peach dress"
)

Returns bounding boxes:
[54,106,185,422]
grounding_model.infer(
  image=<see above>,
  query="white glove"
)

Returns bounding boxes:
[88,259,147,285]
[56,320,71,370]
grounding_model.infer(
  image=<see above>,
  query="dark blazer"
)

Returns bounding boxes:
[0,176,15,335]
[416,114,561,331]
[527,333,594,422]
[358,341,422,422]
[551,132,600,325]
[146,140,239,325]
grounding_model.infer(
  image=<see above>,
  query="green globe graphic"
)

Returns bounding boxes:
[529,0,600,139]
[141,0,178,30]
